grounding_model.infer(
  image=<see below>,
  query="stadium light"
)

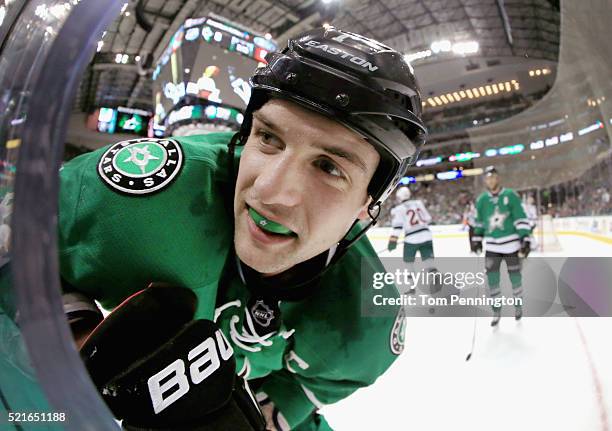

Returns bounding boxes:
[404,49,432,63]
[530,140,544,150]
[430,40,451,53]
[452,41,479,55]
[422,78,522,110]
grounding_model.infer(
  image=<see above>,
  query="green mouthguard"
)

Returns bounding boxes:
[248,208,295,236]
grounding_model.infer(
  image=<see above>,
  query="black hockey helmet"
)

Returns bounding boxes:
[239,27,428,207]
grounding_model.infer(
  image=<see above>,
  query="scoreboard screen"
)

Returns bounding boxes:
[97,107,152,136]
[152,15,277,127]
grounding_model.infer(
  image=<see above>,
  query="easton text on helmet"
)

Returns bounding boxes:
[304,40,379,72]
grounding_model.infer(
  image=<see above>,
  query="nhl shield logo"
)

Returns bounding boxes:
[390,305,406,355]
[251,300,275,328]
[97,138,183,195]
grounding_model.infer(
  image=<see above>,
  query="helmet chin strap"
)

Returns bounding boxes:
[328,202,381,266]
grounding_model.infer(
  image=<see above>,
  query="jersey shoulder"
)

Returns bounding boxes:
[58,134,236,307]
[61,133,235,198]
[500,188,521,203]
[476,192,488,204]
[390,204,403,216]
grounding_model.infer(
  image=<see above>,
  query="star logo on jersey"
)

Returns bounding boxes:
[488,207,507,231]
[121,145,161,174]
[97,138,183,195]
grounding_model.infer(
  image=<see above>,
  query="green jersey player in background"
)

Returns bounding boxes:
[471,166,531,326]
[57,27,428,430]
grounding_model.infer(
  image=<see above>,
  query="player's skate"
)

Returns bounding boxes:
[426,267,442,294]
[515,306,523,321]
[491,309,501,327]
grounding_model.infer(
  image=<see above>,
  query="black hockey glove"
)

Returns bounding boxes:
[80,284,267,431]
[388,236,398,251]
[470,237,483,254]
[519,237,531,258]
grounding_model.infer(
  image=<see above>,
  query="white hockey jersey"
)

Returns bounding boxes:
[390,199,433,244]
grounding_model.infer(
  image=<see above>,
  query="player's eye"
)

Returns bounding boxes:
[255,129,282,151]
[315,158,346,180]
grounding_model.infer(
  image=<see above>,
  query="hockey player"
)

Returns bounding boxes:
[471,166,531,326]
[388,187,438,294]
[388,187,434,264]
[55,28,427,430]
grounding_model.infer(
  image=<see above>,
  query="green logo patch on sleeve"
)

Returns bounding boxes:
[97,138,183,195]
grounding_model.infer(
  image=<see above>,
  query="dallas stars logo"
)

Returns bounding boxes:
[488,207,507,231]
[122,145,161,175]
[97,138,183,195]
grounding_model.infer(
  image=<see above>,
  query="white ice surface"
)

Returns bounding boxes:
[320,229,612,431]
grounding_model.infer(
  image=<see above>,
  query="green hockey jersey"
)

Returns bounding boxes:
[58,133,403,430]
[473,188,530,254]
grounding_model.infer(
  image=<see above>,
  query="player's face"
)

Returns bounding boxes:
[234,98,379,275]
[485,173,500,191]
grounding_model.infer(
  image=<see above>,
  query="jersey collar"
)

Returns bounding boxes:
[487,187,505,197]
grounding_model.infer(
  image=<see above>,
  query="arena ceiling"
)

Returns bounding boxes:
[73,0,560,116]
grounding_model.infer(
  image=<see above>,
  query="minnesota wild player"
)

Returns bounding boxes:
[471,166,531,326]
[58,27,427,430]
